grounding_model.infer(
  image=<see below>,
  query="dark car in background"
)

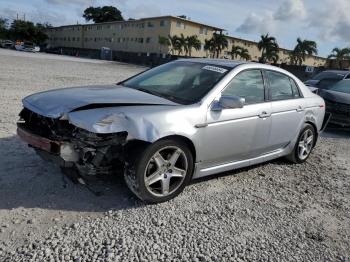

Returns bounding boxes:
[318,80,350,127]
[305,70,350,92]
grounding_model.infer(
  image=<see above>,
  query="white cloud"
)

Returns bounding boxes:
[274,0,306,20]
[46,0,94,5]
[307,0,350,44]
[236,12,275,34]
[125,4,161,19]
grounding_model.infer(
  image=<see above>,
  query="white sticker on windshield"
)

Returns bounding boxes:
[202,65,228,74]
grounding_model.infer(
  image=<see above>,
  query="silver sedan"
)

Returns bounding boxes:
[17,59,326,202]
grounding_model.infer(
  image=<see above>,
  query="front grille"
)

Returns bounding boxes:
[19,108,75,140]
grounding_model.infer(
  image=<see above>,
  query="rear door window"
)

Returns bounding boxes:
[266,71,295,101]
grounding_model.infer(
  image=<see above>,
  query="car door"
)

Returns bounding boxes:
[264,70,305,152]
[200,69,272,169]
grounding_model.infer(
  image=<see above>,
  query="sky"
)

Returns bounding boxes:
[0,0,349,57]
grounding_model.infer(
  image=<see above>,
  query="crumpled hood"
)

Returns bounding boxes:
[23,85,178,118]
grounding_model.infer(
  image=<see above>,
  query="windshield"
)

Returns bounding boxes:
[329,80,350,94]
[121,61,231,104]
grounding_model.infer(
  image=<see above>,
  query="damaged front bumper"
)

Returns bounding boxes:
[17,108,128,176]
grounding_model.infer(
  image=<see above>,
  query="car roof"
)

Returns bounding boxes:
[177,58,251,68]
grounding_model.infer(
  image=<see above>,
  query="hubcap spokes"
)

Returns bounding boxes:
[298,129,314,160]
[144,146,187,197]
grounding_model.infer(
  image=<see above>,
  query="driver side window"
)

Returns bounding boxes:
[222,69,265,104]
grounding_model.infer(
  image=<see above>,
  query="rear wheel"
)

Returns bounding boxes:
[124,139,193,203]
[286,123,316,163]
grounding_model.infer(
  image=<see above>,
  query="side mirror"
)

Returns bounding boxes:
[211,95,245,111]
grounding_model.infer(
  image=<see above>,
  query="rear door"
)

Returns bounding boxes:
[264,70,305,152]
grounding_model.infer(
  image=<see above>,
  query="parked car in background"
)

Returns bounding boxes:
[305,70,350,93]
[17,59,326,203]
[0,40,14,49]
[15,41,40,52]
[318,79,350,127]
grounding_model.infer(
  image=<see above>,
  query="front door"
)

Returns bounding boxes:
[200,69,272,169]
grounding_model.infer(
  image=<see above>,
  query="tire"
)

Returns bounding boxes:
[286,123,316,164]
[124,138,194,203]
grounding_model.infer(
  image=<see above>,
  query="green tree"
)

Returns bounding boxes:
[239,47,251,61]
[8,20,49,45]
[258,33,279,63]
[210,32,228,58]
[327,47,350,69]
[230,45,251,61]
[204,38,215,58]
[83,6,124,23]
[292,38,318,66]
[0,17,9,38]
[158,35,170,54]
[185,35,201,57]
[168,35,181,55]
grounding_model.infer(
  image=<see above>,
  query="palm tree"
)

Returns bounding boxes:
[204,38,215,58]
[211,32,228,58]
[178,34,187,56]
[328,47,350,69]
[185,35,201,57]
[258,33,279,63]
[168,35,182,55]
[292,38,318,66]
[230,45,251,61]
[158,35,170,55]
[239,47,251,61]
[231,45,241,60]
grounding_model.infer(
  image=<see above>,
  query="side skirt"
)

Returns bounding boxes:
[192,146,291,179]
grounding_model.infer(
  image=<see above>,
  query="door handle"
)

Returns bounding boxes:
[296,106,304,112]
[259,111,271,118]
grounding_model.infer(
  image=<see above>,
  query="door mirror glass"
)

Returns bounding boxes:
[212,96,245,111]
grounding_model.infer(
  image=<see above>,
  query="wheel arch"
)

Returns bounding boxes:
[304,120,318,147]
[157,135,197,163]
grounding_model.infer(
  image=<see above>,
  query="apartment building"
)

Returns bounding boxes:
[45,15,327,66]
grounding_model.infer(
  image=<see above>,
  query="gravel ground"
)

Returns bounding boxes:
[0,49,349,261]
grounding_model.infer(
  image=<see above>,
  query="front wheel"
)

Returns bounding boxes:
[286,123,316,163]
[124,139,193,203]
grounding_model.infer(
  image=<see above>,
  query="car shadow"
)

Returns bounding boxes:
[0,135,141,213]
[321,125,350,138]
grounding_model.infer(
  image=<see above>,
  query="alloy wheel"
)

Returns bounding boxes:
[298,129,314,160]
[144,146,188,197]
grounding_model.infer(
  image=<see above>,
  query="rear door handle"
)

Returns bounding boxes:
[259,111,271,118]
[296,106,304,112]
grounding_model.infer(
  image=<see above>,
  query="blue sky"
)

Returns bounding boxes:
[1,0,349,57]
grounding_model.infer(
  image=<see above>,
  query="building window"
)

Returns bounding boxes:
[199,27,208,35]
[176,21,185,29]
[160,20,167,27]
[146,37,152,43]
[138,38,144,43]
[72,37,75,41]
[147,22,154,27]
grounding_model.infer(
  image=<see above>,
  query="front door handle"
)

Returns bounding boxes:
[259,111,271,118]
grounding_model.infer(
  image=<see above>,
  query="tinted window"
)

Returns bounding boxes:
[222,70,265,104]
[329,80,350,94]
[267,71,294,100]
[123,61,230,104]
[346,74,350,80]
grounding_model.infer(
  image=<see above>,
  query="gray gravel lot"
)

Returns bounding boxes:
[0,49,349,261]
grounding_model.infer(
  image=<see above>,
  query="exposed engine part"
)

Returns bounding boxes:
[19,108,128,177]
